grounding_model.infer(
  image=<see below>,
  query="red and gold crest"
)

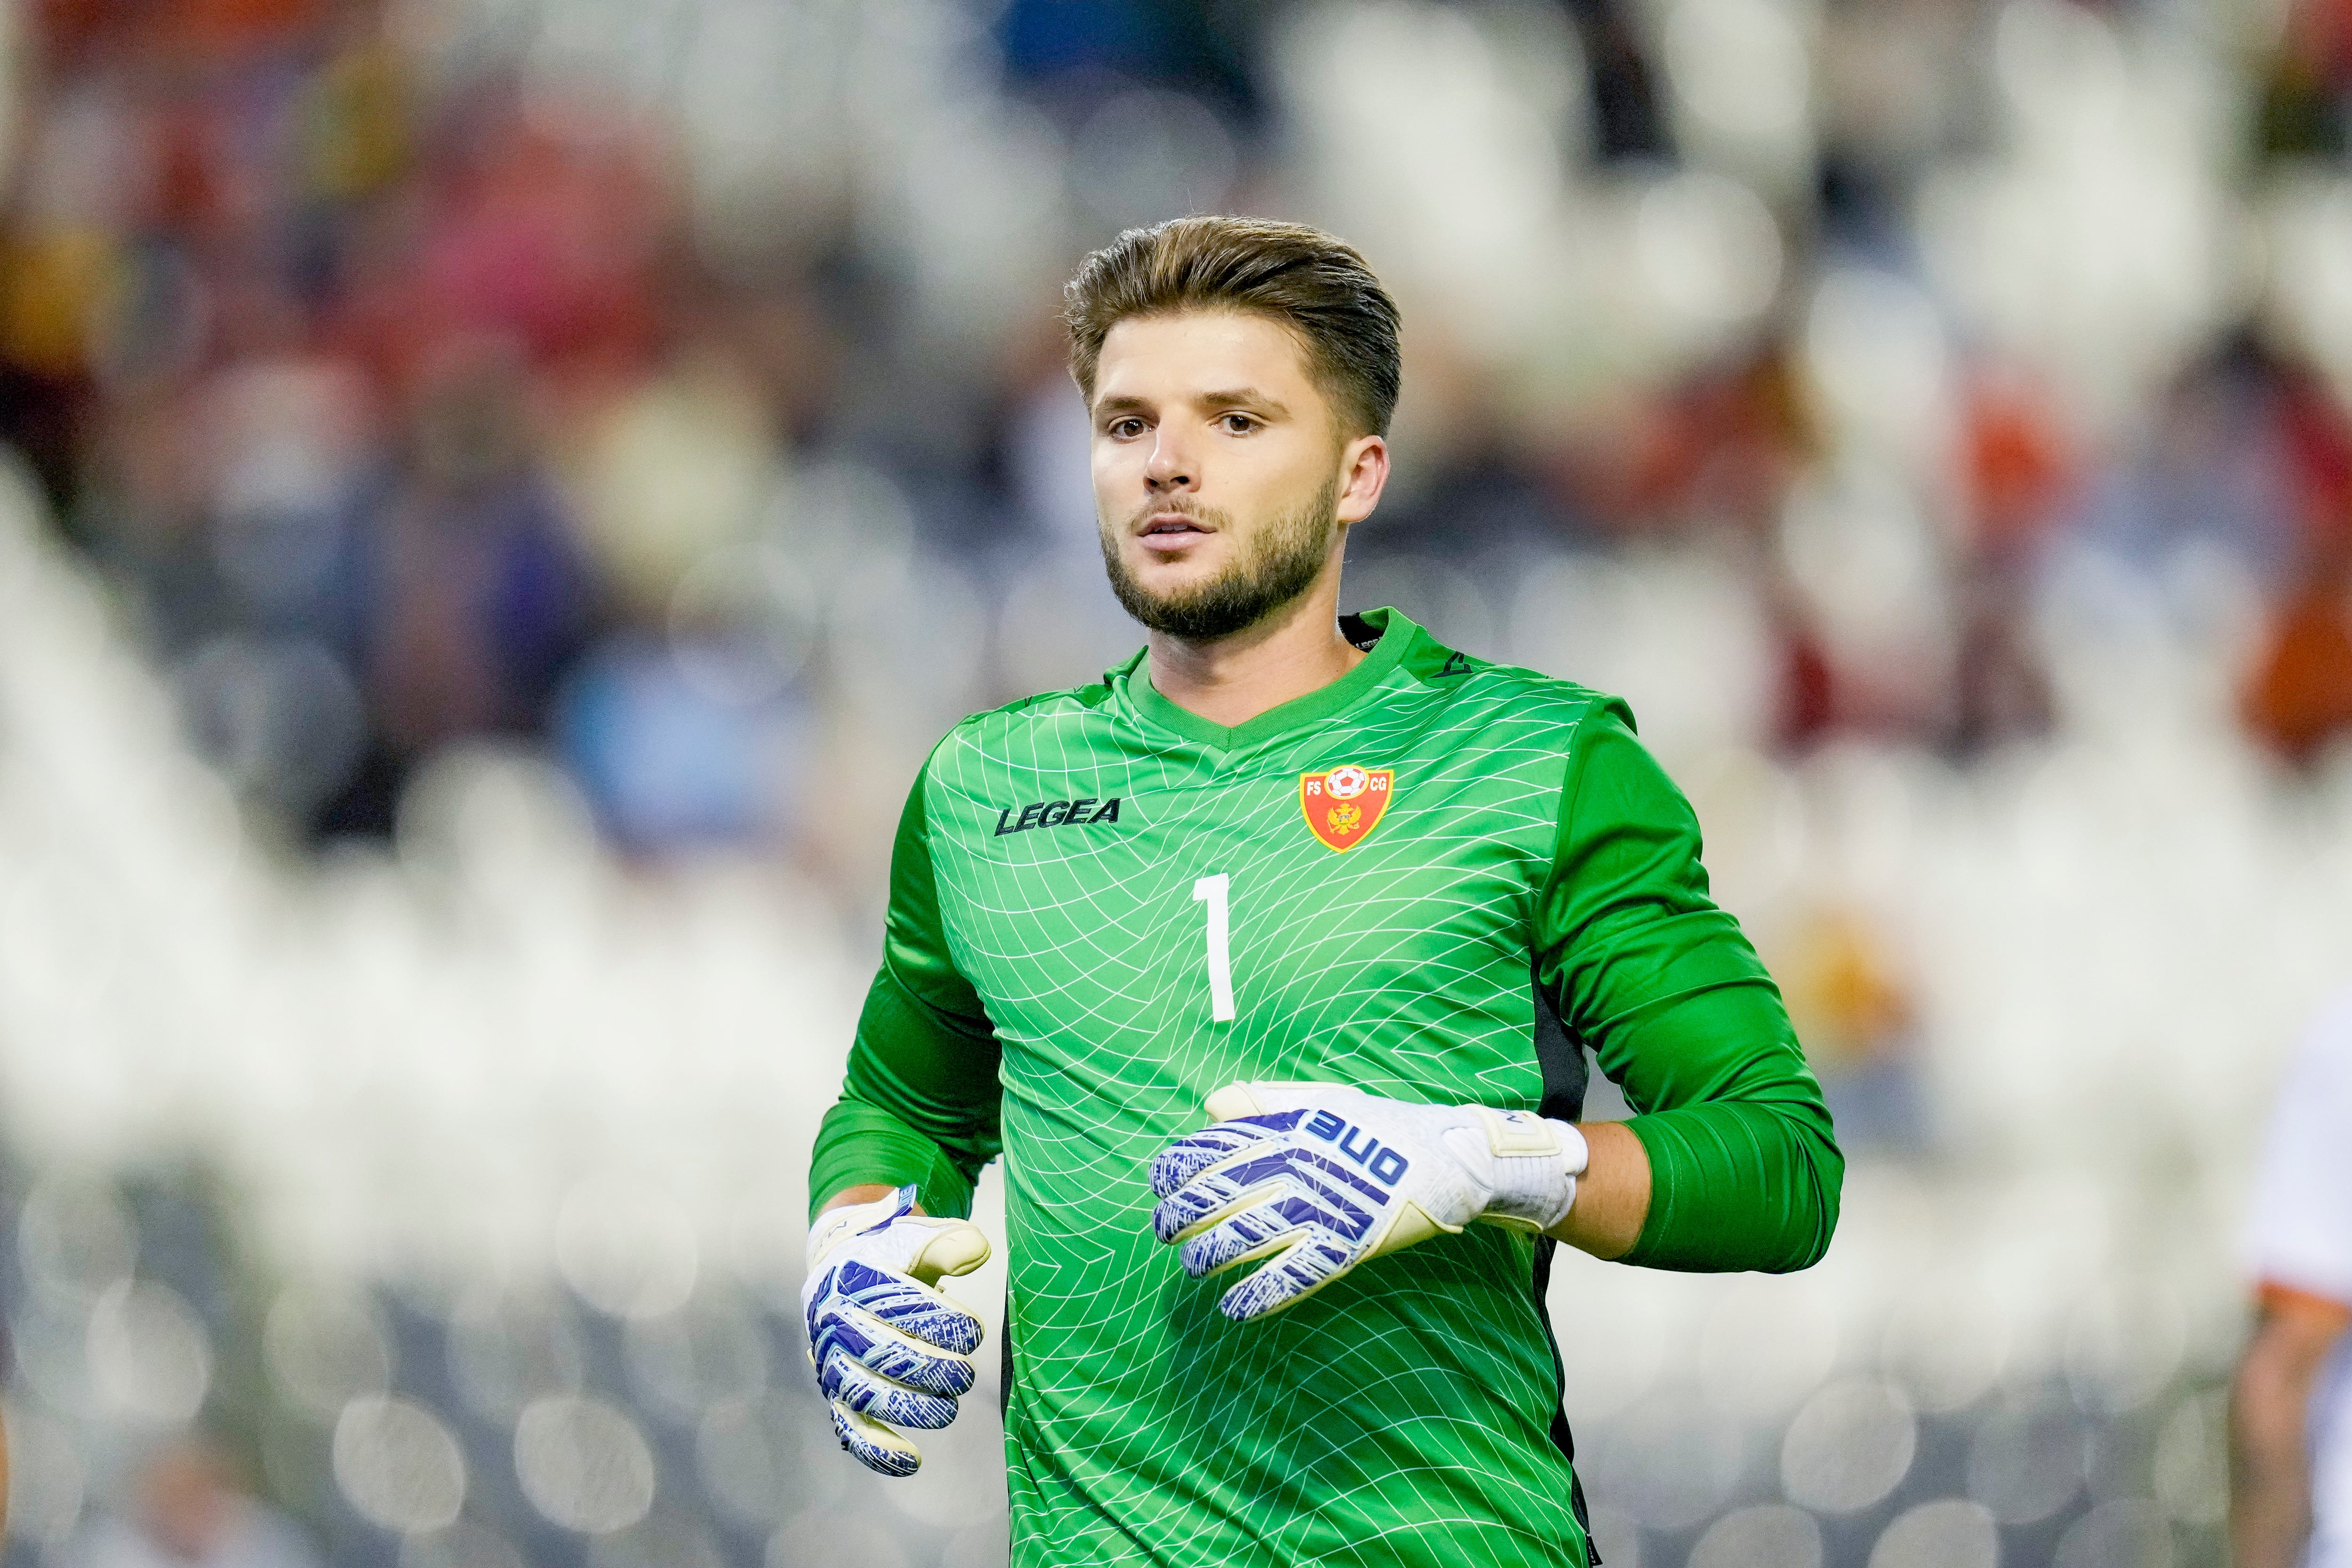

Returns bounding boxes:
[1299,764,1395,852]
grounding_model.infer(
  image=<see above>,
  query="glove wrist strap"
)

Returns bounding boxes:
[1551,1119,1590,1178]
[1470,1114,1588,1231]
[807,1183,918,1271]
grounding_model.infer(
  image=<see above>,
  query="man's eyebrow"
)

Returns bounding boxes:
[1090,387,1293,420]
[1199,387,1289,416]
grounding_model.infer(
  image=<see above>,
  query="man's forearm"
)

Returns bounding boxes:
[1545,1121,1648,1258]
[2232,1295,2347,1568]
[2233,1344,2316,1568]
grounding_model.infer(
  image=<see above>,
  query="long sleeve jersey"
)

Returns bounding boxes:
[810,606,1843,1568]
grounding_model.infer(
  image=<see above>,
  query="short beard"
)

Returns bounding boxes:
[1099,478,1340,642]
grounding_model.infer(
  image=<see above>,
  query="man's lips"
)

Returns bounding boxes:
[1137,513,1214,552]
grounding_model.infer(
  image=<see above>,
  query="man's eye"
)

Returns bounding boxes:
[1222,414,1258,434]
[1108,418,1144,438]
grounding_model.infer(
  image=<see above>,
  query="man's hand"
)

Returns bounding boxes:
[802,1185,992,1477]
[1149,1082,1589,1323]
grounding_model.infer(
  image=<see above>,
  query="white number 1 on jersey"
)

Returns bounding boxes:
[1192,874,1236,1022]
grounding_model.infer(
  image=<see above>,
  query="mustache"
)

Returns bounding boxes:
[1122,498,1234,533]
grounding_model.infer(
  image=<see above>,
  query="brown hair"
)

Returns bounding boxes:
[1063,216,1403,438]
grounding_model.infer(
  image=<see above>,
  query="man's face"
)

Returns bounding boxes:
[1089,310,1377,641]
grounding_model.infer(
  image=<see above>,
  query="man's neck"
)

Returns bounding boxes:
[1145,577,1365,730]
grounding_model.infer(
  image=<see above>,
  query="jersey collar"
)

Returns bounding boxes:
[1116,606,1422,752]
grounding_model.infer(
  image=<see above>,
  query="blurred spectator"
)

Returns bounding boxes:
[2245,541,2352,767]
[2257,0,2352,160]
[995,0,1264,129]
[2233,988,2352,1568]
[556,629,812,854]
[0,0,2344,861]
[563,344,777,619]
[1957,369,2074,564]
[1598,335,1815,538]
[2077,330,2297,588]
[1947,559,2053,756]
[318,341,597,837]
[1555,0,1677,164]
[69,1437,319,1568]
[1767,584,1840,752]
[1813,0,1981,249]
[1940,369,2067,756]
[1368,434,1586,561]
[1774,905,1927,1151]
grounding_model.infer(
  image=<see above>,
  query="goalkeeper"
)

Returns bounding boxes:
[804,216,1843,1568]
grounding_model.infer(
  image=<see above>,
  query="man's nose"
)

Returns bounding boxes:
[1144,433,1196,492]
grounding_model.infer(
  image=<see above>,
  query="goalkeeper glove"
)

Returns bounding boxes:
[802,1185,990,1477]
[1149,1081,1589,1323]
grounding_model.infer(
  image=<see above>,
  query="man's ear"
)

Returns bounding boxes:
[1336,434,1390,526]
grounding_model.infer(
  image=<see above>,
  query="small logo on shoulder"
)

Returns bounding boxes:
[1436,652,1474,679]
[1299,764,1394,852]
[994,797,1122,836]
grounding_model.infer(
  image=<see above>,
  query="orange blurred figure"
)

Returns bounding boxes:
[74,1436,319,1568]
[2247,543,2352,766]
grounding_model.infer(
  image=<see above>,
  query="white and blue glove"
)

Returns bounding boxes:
[1150,1082,1589,1323]
[802,1185,991,1477]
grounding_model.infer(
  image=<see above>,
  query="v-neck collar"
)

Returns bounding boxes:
[1116,607,1421,753]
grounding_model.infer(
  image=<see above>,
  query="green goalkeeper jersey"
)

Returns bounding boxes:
[810,607,1842,1568]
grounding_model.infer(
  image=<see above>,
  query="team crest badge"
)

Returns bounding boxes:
[1299,764,1395,852]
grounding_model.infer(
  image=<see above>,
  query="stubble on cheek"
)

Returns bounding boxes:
[1096,476,1340,641]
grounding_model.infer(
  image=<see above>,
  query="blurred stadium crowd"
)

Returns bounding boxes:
[5,0,2352,1564]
